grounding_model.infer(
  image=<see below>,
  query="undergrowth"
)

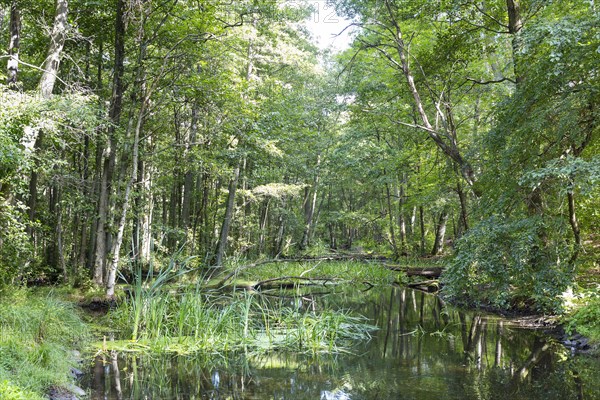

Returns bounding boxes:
[0,289,89,399]
[564,290,600,344]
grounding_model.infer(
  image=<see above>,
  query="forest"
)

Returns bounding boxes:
[0,0,598,399]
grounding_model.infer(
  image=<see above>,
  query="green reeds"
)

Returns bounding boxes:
[108,270,375,356]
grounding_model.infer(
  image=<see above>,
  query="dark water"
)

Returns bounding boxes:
[85,286,600,399]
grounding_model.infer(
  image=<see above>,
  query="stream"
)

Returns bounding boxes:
[84,286,600,399]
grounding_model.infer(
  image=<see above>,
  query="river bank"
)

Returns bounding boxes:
[1,259,598,399]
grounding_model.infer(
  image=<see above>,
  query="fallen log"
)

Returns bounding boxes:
[217,253,389,286]
[252,276,335,290]
[407,279,440,293]
[385,265,443,278]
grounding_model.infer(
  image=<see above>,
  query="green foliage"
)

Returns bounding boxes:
[107,262,375,355]
[565,293,600,343]
[0,380,44,400]
[0,290,89,399]
[443,216,573,313]
[0,200,33,285]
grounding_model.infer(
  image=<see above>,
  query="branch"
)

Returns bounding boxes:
[0,56,68,88]
[253,276,335,290]
[471,2,509,29]
[356,37,403,70]
[391,118,446,138]
[466,76,516,85]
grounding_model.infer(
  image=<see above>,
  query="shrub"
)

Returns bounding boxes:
[443,215,573,313]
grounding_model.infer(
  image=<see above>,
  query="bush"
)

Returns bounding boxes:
[565,294,600,342]
[443,215,573,313]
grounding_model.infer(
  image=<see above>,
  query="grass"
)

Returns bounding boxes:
[106,287,375,356]
[103,262,376,356]
[0,289,90,400]
[230,260,403,286]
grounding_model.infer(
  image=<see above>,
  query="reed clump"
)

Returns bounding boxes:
[107,263,375,355]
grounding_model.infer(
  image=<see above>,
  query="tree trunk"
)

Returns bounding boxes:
[457,181,469,235]
[106,79,147,297]
[567,190,581,268]
[7,0,20,86]
[506,0,523,84]
[93,0,125,285]
[431,209,449,255]
[39,0,68,98]
[385,183,398,257]
[273,199,286,257]
[215,162,241,267]
[140,161,153,265]
[181,105,198,232]
[397,182,407,254]
[383,0,476,188]
[300,154,321,251]
[419,205,425,256]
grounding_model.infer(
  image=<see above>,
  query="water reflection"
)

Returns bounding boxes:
[85,286,600,399]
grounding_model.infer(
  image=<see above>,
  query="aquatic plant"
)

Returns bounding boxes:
[107,273,375,355]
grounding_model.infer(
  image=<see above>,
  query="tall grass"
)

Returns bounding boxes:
[0,290,89,399]
[108,271,375,356]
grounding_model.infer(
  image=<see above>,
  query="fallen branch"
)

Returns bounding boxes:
[253,276,335,290]
[217,253,389,286]
[407,279,440,293]
[385,265,443,278]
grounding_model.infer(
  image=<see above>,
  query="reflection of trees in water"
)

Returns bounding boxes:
[87,287,599,399]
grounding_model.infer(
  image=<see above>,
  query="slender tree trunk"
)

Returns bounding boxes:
[300,154,321,251]
[140,161,153,264]
[258,199,269,255]
[409,205,416,237]
[273,198,287,257]
[56,197,66,282]
[181,105,198,232]
[568,190,581,268]
[457,181,469,235]
[39,0,68,98]
[397,182,407,254]
[506,0,523,84]
[7,0,20,86]
[386,183,398,257]
[93,0,125,285]
[431,208,449,255]
[215,162,241,266]
[419,205,425,256]
[86,40,104,273]
[106,81,147,297]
